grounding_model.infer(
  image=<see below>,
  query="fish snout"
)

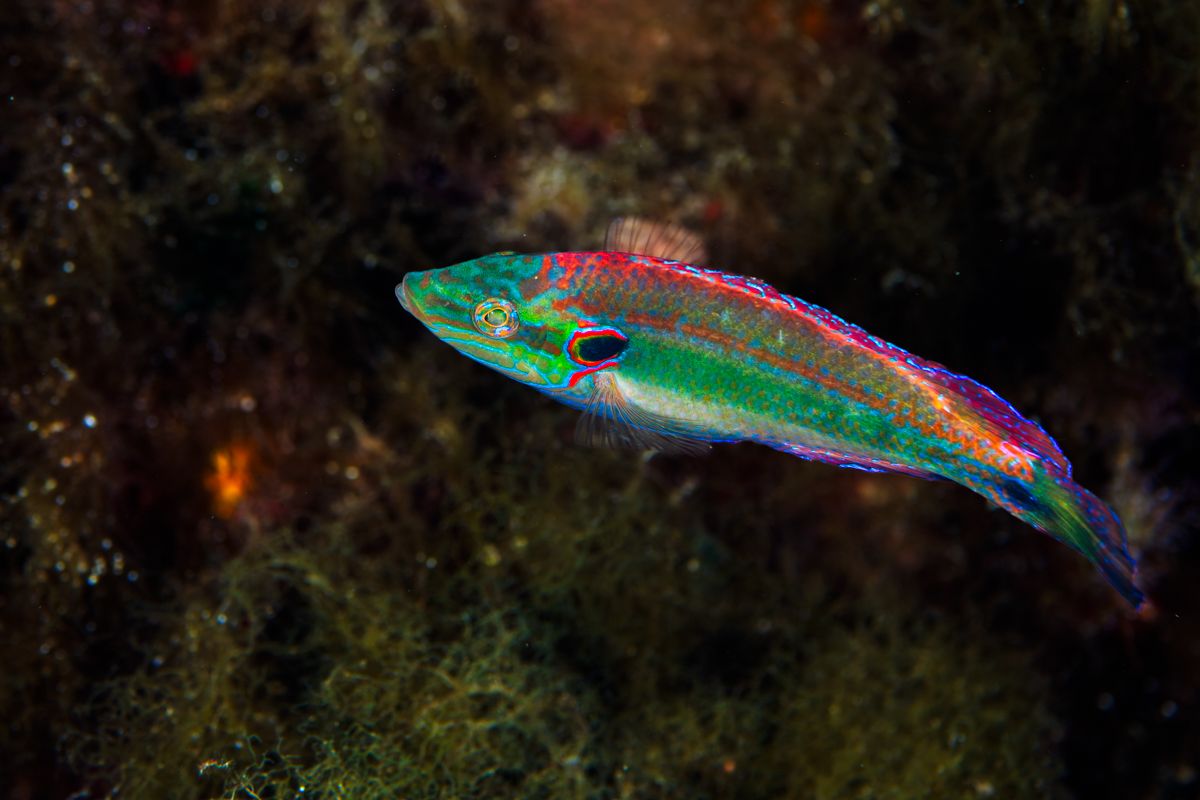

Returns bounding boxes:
[396,272,420,315]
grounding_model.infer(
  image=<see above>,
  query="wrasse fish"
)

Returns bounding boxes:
[397,218,1143,608]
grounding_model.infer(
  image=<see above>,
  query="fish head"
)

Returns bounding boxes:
[397,252,628,390]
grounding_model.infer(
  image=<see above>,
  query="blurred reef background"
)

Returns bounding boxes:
[2,0,1200,798]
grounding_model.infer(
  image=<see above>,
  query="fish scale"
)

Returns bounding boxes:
[397,218,1144,609]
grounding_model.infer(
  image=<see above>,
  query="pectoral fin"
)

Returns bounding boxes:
[576,372,712,455]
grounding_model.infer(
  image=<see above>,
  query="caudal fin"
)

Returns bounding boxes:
[968,468,1144,607]
[1058,480,1144,608]
[1022,476,1144,608]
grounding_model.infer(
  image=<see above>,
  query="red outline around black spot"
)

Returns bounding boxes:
[566,327,628,367]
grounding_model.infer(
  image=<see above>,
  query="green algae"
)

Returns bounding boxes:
[69,531,597,799]
[67,465,1063,799]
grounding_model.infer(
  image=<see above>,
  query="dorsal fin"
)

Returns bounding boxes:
[604,217,706,265]
[576,372,711,455]
[907,360,1071,475]
[800,302,1071,475]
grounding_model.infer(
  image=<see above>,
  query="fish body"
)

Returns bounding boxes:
[397,220,1143,608]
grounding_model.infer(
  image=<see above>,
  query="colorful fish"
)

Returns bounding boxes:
[396,218,1144,608]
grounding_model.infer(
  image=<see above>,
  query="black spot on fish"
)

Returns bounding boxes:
[1002,478,1042,513]
[570,332,629,365]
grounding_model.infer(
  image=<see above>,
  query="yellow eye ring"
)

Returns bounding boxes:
[473,298,519,338]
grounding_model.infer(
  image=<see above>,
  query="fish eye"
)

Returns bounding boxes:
[473,298,519,338]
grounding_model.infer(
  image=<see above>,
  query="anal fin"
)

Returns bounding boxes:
[774,441,942,480]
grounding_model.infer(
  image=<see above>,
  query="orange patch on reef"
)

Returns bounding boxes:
[798,4,829,41]
[205,443,254,519]
[748,0,786,42]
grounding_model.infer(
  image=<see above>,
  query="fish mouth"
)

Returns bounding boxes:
[395,274,417,315]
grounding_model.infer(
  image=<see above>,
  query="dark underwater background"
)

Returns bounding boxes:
[3,1,1200,798]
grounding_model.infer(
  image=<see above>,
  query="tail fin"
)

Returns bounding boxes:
[1052,479,1144,608]
[994,472,1144,608]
